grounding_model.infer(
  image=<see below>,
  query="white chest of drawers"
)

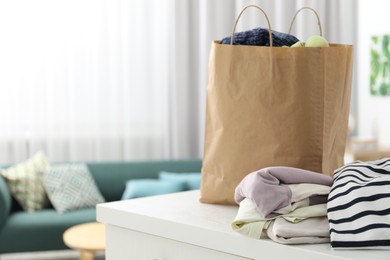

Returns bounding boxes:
[97,190,390,260]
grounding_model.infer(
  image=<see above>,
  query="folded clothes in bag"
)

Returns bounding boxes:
[220,27,299,46]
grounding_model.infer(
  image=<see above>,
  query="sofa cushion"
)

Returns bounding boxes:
[0,176,12,227]
[0,208,96,253]
[89,159,203,202]
[121,179,184,200]
[0,151,50,212]
[159,171,201,190]
[42,163,105,213]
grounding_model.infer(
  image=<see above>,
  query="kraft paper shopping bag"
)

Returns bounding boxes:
[200,5,353,204]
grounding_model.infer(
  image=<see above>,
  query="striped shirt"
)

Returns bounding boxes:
[327,158,390,249]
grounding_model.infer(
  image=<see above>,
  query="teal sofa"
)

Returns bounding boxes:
[0,159,202,254]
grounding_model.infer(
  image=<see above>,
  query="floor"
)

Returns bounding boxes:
[0,250,105,260]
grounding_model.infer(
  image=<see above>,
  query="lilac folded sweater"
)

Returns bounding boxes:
[235,167,333,218]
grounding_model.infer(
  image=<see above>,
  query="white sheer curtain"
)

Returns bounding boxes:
[0,0,356,164]
[0,0,175,163]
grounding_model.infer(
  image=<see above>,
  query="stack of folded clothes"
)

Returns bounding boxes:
[232,167,332,244]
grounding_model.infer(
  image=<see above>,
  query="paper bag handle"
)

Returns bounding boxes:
[231,5,273,47]
[288,7,323,36]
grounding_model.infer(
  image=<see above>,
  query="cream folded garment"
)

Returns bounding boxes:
[232,198,330,244]
[267,217,330,244]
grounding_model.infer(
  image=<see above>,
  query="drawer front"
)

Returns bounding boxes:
[106,225,251,260]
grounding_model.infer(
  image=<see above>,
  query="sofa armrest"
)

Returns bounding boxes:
[0,176,11,227]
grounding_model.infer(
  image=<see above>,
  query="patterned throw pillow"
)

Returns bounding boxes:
[42,163,105,213]
[0,151,50,212]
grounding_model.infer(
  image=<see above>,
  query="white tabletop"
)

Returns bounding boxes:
[97,190,390,260]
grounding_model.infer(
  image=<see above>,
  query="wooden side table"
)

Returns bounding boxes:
[63,222,105,260]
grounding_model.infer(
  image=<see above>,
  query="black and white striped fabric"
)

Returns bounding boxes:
[327,158,390,249]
